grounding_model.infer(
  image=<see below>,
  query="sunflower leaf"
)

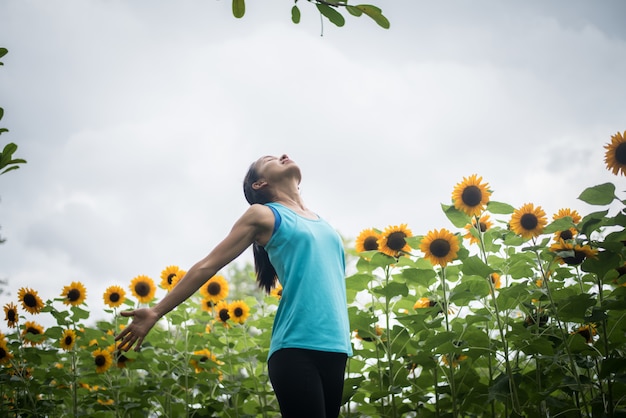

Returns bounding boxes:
[578,182,616,205]
[486,201,515,214]
[460,255,494,277]
[441,204,470,228]
[543,217,577,234]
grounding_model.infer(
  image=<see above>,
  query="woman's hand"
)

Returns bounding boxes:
[115,308,160,352]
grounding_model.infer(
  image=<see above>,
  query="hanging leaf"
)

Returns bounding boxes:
[487,200,515,214]
[316,4,345,27]
[354,4,390,29]
[578,182,616,205]
[441,203,470,228]
[291,5,301,24]
[232,0,245,19]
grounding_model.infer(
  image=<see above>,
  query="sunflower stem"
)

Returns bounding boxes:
[440,267,458,418]
[383,265,398,418]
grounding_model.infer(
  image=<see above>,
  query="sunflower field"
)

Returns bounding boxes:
[1,132,626,417]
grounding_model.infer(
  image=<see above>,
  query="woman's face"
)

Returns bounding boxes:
[255,154,301,185]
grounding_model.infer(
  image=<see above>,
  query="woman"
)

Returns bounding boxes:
[115,154,353,418]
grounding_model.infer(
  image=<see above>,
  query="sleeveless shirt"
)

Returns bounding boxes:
[264,202,353,359]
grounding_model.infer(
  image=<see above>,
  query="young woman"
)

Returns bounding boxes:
[115,154,353,418]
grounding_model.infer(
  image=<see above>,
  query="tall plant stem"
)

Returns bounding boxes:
[440,268,458,418]
[241,324,268,418]
[533,246,589,417]
[596,274,614,417]
[383,265,398,418]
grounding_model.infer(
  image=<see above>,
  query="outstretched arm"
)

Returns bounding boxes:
[115,204,274,351]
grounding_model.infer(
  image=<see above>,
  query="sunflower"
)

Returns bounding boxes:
[420,228,460,267]
[129,275,156,304]
[572,324,597,344]
[190,348,218,373]
[200,275,229,303]
[550,241,598,266]
[552,208,581,241]
[160,265,183,291]
[441,353,468,368]
[509,203,547,239]
[489,272,501,289]
[0,340,14,364]
[60,329,77,351]
[604,130,626,176]
[355,228,381,253]
[93,348,113,373]
[18,287,45,315]
[61,281,87,306]
[463,214,493,245]
[354,325,383,342]
[413,297,436,309]
[22,321,45,346]
[4,302,18,328]
[377,224,413,258]
[215,301,231,326]
[270,283,283,300]
[229,300,250,325]
[200,298,215,313]
[103,285,126,308]
[451,174,491,217]
[116,351,133,368]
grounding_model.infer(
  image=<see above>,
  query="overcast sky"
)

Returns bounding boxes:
[1,0,625,327]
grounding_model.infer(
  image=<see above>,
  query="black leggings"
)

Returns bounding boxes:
[268,348,348,418]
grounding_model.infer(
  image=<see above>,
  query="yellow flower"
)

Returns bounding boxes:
[116,351,133,368]
[0,340,14,364]
[451,174,491,217]
[200,275,229,303]
[552,208,581,241]
[550,241,598,266]
[604,130,626,176]
[190,349,218,373]
[441,353,468,368]
[572,324,597,344]
[489,273,501,289]
[18,287,44,315]
[215,301,231,327]
[413,297,435,309]
[60,329,77,351]
[509,203,547,239]
[22,321,45,346]
[420,228,460,267]
[377,224,413,258]
[160,265,184,291]
[229,300,250,325]
[270,283,283,300]
[60,281,87,306]
[200,298,215,313]
[354,325,384,342]
[93,348,113,373]
[103,285,126,308]
[97,398,115,406]
[463,214,493,245]
[129,275,156,304]
[355,228,381,253]
[4,302,18,328]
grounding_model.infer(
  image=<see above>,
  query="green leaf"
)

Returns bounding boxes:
[232,0,245,19]
[441,203,470,228]
[449,276,491,305]
[345,5,363,16]
[557,293,596,321]
[461,255,494,277]
[316,4,345,27]
[354,4,390,29]
[0,107,4,120]
[372,281,408,298]
[486,200,515,215]
[578,182,616,205]
[291,5,301,24]
[578,210,609,237]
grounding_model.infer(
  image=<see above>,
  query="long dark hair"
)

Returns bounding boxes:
[243,161,278,293]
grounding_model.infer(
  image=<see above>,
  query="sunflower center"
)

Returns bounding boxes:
[363,237,379,251]
[207,282,222,296]
[0,347,6,358]
[234,307,243,317]
[218,309,230,322]
[134,282,150,297]
[23,294,37,307]
[200,356,208,363]
[64,336,73,345]
[109,293,120,303]
[387,232,407,251]
[479,222,488,232]
[95,355,106,367]
[67,289,81,302]
[558,230,573,240]
[429,238,451,258]
[616,142,626,164]
[26,327,40,335]
[8,310,16,321]
[167,274,176,285]
[461,185,482,207]
[520,213,538,230]
[563,250,586,265]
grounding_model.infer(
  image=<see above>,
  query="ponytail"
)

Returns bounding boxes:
[244,161,279,293]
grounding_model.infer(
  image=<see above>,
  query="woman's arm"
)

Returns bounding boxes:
[115,204,274,351]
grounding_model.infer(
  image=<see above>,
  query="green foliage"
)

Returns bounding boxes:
[231,0,389,29]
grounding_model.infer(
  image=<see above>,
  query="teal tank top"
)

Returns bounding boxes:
[264,202,353,359]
